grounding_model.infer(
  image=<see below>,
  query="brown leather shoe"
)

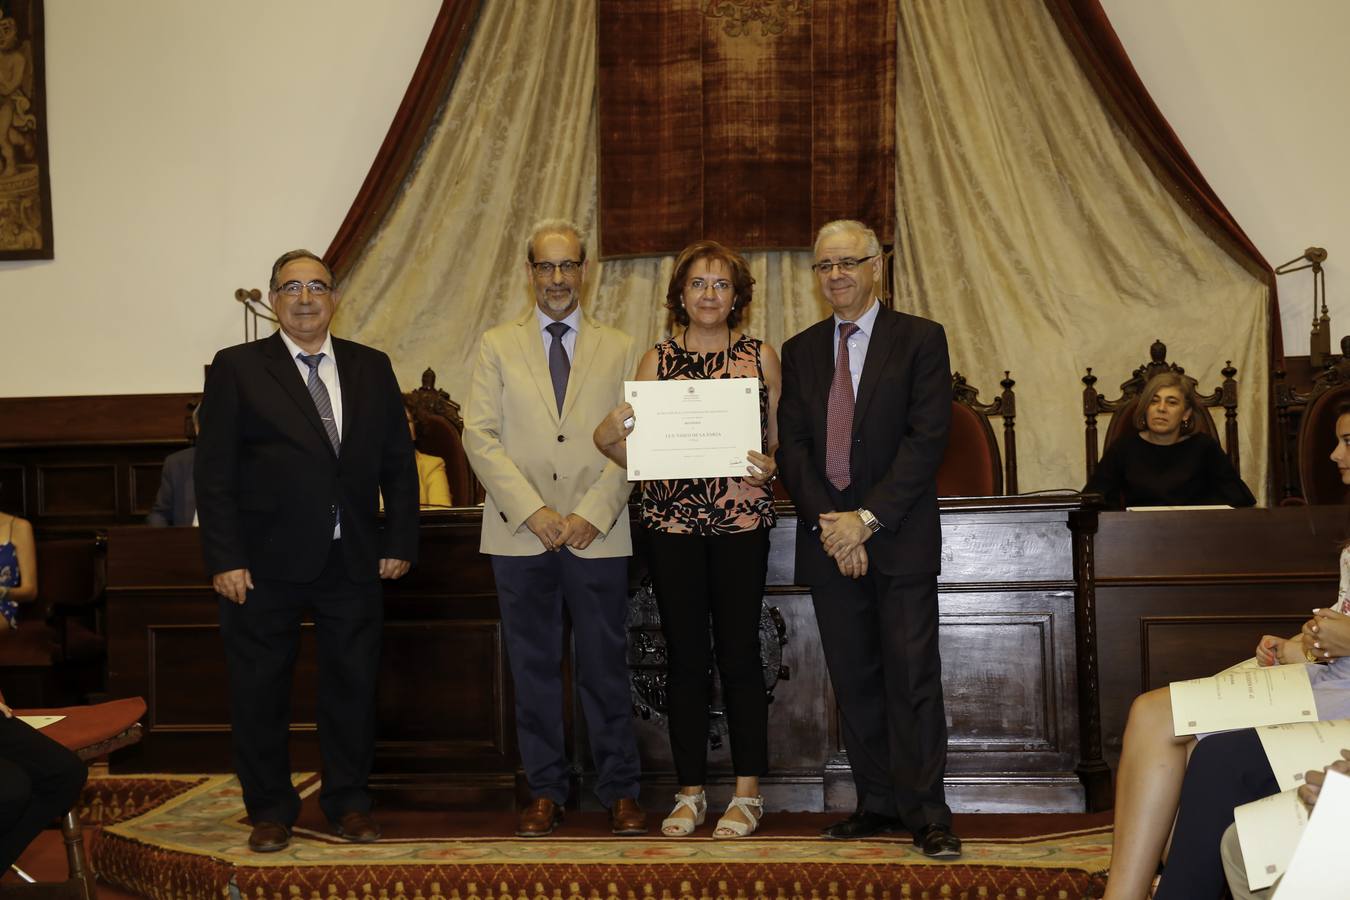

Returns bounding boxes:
[609,797,648,835]
[516,797,563,837]
[247,821,291,853]
[334,810,382,843]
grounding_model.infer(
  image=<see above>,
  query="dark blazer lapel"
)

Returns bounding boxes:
[261,332,337,456]
[852,306,899,431]
[333,338,363,452]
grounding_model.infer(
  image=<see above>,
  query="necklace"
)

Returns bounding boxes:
[680,323,734,378]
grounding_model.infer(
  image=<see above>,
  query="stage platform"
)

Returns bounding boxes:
[17,775,1115,900]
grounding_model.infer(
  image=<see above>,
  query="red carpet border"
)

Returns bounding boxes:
[79,776,1111,900]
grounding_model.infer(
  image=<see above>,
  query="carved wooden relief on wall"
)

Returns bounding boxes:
[0,0,52,260]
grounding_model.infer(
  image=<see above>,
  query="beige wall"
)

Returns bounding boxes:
[0,0,441,396]
[1,0,1344,396]
[1101,0,1350,356]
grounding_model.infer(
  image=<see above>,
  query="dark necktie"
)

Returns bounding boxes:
[546,321,571,414]
[826,322,860,491]
[298,353,341,455]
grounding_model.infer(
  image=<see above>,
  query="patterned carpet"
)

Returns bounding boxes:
[81,775,1111,900]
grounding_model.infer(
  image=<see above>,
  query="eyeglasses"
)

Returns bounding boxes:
[531,260,583,278]
[276,280,334,296]
[811,255,877,275]
[686,278,733,295]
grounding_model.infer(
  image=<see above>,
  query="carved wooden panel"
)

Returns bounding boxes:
[939,513,1073,583]
[38,464,117,516]
[942,613,1054,750]
[130,463,164,517]
[0,464,25,515]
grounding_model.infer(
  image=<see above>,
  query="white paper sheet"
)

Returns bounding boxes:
[1273,770,1350,898]
[1170,664,1317,736]
[15,715,64,729]
[1235,788,1308,891]
[1257,719,1350,791]
[624,378,762,480]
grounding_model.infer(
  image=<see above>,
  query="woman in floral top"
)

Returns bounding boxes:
[595,240,780,839]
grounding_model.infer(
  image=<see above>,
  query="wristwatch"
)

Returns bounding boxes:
[857,508,883,534]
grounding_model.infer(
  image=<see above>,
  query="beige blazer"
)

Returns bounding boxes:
[464,309,638,558]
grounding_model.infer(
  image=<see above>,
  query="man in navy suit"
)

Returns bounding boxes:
[776,220,958,857]
[195,249,418,853]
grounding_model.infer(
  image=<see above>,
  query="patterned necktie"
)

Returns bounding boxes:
[825,322,860,491]
[546,321,571,414]
[298,353,341,455]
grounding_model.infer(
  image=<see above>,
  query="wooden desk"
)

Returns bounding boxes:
[1094,506,1348,766]
[105,496,1104,813]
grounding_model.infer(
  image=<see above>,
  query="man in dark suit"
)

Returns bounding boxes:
[147,447,195,526]
[195,249,418,853]
[776,220,958,857]
[148,406,198,527]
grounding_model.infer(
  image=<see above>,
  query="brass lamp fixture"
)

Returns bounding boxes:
[1275,247,1330,367]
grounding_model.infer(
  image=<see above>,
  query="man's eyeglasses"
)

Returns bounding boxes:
[810,255,877,275]
[276,280,334,296]
[687,278,733,295]
[531,260,583,278]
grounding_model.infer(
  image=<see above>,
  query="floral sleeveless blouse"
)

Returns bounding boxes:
[640,335,776,535]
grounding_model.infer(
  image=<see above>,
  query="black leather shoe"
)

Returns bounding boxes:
[914,822,962,858]
[820,810,904,840]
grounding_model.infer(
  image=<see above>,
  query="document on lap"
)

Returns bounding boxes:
[624,378,762,480]
[16,715,64,729]
[1271,769,1350,898]
[1170,664,1317,736]
[1234,788,1308,891]
[1257,718,1350,791]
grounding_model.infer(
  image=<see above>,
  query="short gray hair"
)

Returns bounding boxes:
[269,249,335,291]
[813,219,881,258]
[526,218,587,263]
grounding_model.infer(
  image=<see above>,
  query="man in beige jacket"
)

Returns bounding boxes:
[464,219,644,838]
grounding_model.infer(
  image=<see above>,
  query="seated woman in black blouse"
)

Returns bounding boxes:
[1084,371,1255,509]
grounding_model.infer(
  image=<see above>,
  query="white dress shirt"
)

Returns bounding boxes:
[536,305,582,363]
[831,297,882,396]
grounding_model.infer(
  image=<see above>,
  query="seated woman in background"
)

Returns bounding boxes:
[1084,371,1255,509]
[1100,400,1350,900]
[406,408,453,508]
[594,240,779,839]
[0,510,36,631]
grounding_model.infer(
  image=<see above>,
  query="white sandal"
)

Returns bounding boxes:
[713,795,763,839]
[660,791,707,837]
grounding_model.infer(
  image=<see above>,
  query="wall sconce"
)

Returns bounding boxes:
[1276,247,1330,367]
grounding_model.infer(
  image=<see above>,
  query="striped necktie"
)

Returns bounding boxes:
[297,353,341,455]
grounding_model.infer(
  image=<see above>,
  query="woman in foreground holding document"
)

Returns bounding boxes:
[594,240,779,839]
[1083,371,1255,509]
[1102,402,1350,899]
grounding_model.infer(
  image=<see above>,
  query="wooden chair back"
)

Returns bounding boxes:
[936,371,1018,497]
[1082,339,1239,481]
[403,367,482,506]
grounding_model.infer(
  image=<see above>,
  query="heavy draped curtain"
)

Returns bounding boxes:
[336,0,1270,500]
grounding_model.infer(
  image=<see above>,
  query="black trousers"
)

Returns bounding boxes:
[491,550,640,807]
[1154,728,1277,900]
[218,540,382,826]
[0,715,87,870]
[647,527,771,785]
[811,563,949,831]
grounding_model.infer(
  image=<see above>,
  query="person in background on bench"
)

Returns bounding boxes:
[0,509,36,630]
[148,405,199,527]
[1100,400,1350,900]
[0,690,87,871]
[405,408,452,508]
[1084,371,1255,509]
